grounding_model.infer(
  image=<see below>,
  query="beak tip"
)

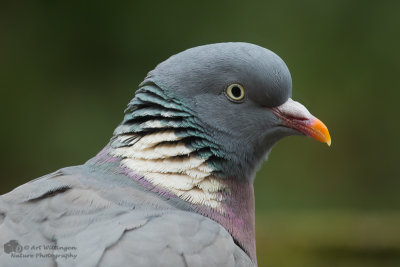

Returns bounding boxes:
[326,138,331,147]
[309,117,331,147]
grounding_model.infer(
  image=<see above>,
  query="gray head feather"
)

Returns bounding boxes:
[144,42,292,107]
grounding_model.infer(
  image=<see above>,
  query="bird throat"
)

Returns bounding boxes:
[109,130,256,262]
[110,130,228,211]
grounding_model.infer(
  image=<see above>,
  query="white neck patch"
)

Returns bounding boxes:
[110,130,227,211]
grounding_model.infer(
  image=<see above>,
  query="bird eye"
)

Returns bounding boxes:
[226,84,245,102]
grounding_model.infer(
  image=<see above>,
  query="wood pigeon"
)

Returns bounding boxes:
[0,42,330,267]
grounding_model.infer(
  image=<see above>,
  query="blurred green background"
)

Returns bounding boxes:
[1,1,399,266]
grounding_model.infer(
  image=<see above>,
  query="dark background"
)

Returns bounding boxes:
[1,1,399,266]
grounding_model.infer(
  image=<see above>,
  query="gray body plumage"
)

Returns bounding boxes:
[0,164,252,266]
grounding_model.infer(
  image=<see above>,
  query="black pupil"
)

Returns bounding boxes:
[231,86,242,98]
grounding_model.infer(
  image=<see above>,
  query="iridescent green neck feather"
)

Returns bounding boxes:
[109,82,234,210]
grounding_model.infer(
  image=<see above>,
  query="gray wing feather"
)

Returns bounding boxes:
[98,213,253,267]
[0,167,254,267]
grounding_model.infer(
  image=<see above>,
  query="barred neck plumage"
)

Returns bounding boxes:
[87,82,258,262]
[109,82,231,210]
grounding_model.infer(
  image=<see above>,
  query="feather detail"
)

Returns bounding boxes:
[110,84,228,211]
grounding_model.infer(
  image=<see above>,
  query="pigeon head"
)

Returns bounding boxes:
[111,43,330,184]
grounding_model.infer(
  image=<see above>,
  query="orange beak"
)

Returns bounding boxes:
[306,117,331,146]
[272,98,331,146]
